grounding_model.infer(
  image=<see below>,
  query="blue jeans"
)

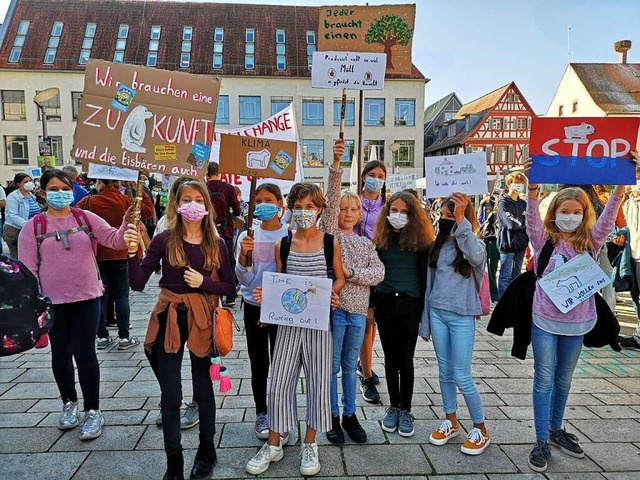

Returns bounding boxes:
[430,307,485,424]
[497,250,525,299]
[531,322,583,441]
[330,308,366,416]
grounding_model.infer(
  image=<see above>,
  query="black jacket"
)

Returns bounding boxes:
[497,194,528,253]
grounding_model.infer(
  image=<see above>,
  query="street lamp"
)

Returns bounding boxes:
[33,88,59,170]
[388,142,401,174]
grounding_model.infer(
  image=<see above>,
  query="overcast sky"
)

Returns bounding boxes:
[1,0,638,114]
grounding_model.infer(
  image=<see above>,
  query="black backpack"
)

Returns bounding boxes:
[0,255,53,356]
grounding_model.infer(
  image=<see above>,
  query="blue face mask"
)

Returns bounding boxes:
[364,176,384,193]
[46,190,74,210]
[254,203,279,221]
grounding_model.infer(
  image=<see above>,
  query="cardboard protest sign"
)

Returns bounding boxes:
[87,163,139,182]
[529,117,640,185]
[72,59,220,178]
[211,105,304,199]
[425,152,488,197]
[218,134,297,180]
[318,4,415,75]
[311,51,385,90]
[260,272,332,331]
[386,173,417,193]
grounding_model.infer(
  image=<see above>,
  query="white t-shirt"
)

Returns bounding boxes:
[0,186,6,202]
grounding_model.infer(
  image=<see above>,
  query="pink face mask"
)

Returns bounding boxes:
[177,201,208,223]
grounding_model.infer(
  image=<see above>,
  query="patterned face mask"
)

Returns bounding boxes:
[292,209,317,230]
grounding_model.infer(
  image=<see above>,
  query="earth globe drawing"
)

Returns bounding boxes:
[281,288,309,314]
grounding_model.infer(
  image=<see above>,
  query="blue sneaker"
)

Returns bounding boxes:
[398,410,415,437]
[382,406,401,433]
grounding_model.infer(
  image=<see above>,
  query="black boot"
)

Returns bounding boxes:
[190,439,217,479]
[163,451,184,480]
[342,413,367,443]
[326,415,345,444]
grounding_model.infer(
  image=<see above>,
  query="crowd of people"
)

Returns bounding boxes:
[6,144,640,479]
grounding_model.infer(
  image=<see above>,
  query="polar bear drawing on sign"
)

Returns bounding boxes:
[121,105,153,153]
[564,122,595,141]
[556,276,583,294]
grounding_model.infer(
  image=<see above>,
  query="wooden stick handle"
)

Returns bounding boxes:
[339,88,347,140]
[129,173,146,250]
[245,177,258,271]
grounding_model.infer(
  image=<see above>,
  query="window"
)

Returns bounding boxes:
[213,54,223,69]
[114,24,128,63]
[5,136,29,165]
[448,124,456,137]
[245,29,255,42]
[216,95,229,125]
[306,31,316,69]
[333,98,355,126]
[213,27,223,68]
[306,31,316,44]
[1,90,26,121]
[180,26,192,68]
[275,30,286,44]
[302,97,323,126]
[239,96,261,124]
[572,101,578,113]
[394,99,415,126]
[491,118,502,130]
[444,111,455,121]
[78,22,96,65]
[271,96,292,116]
[9,20,30,63]
[35,90,61,121]
[50,136,64,166]
[147,26,161,67]
[339,139,355,166]
[558,105,564,116]
[364,99,385,126]
[275,29,286,71]
[393,140,414,167]
[364,140,384,162]
[214,28,224,42]
[245,29,255,70]
[71,92,82,121]
[44,21,63,64]
[495,146,508,163]
[302,140,324,168]
[506,94,520,103]
[516,117,528,130]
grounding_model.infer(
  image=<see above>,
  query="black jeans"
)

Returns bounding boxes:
[49,298,101,411]
[224,236,237,302]
[146,308,216,454]
[97,260,131,339]
[244,302,277,414]
[374,294,421,411]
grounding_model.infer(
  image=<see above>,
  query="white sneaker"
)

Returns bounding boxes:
[300,442,320,476]
[245,441,283,475]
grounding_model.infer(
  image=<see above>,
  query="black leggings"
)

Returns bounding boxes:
[146,309,216,454]
[244,302,278,414]
[375,295,421,411]
[49,298,101,411]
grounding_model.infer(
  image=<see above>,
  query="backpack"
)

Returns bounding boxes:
[208,185,231,237]
[0,255,53,356]
[33,208,97,266]
[279,233,335,279]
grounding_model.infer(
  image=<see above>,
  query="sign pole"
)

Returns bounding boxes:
[130,171,147,254]
[245,176,258,271]
[357,90,364,193]
[339,88,347,140]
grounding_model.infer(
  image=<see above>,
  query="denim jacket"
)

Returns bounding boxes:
[5,189,37,229]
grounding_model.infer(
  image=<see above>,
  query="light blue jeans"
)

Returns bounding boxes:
[330,308,367,416]
[430,307,485,424]
[498,250,525,299]
[531,322,584,441]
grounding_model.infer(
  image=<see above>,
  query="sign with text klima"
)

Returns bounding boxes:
[311,51,385,90]
[72,59,221,178]
[318,4,415,75]
[218,134,297,180]
[529,117,640,185]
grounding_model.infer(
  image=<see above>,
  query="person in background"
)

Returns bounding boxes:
[0,183,6,254]
[479,201,500,302]
[4,173,39,258]
[621,180,640,348]
[62,166,88,207]
[152,184,164,220]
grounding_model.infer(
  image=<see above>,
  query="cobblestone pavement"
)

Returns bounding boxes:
[1,275,640,479]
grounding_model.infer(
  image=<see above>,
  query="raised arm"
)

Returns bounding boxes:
[319,140,345,235]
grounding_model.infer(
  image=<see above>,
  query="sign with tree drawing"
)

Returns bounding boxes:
[318,4,416,74]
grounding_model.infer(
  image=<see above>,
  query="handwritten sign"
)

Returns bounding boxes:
[529,117,640,185]
[318,4,415,75]
[87,163,139,182]
[386,173,417,193]
[218,134,297,180]
[72,59,221,178]
[260,272,332,331]
[425,152,488,197]
[311,51,385,90]
[538,253,611,313]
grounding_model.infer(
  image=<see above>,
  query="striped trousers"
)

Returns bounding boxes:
[268,325,332,433]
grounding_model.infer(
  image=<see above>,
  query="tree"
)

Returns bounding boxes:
[364,14,413,70]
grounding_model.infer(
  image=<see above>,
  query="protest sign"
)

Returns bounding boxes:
[538,253,611,314]
[72,59,221,178]
[318,4,415,75]
[260,272,332,331]
[311,51,385,90]
[211,105,304,199]
[386,173,417,193]
[38,136,52,156]
[529,117,640,185]
[218,134,297,180]
[25,167,42,179]
[87,163,139,182]
[37,156,55,168]
[425,152,488,197]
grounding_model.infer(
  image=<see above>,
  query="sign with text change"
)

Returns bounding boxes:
[425,152,488,197]
[529,117,640,185]
[219,134,297,180]
[72,59,221,178]
[311,51,385,90]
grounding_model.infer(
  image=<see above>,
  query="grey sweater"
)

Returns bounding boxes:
[420,218,486,338]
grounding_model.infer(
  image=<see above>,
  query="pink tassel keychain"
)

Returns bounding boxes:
[219,366,232,393]
[209,353,221,380]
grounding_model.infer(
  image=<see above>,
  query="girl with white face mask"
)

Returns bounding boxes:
[3,173,39,258]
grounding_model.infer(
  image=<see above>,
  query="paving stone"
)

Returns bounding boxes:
[315,419,386,446]
[486,474,545,480]
[344,444,431,476]
[545,474,606,480]
[0,452,88,478]
[135,423,221,450]
[71,450,165,479]
[582,442,640,471]
[422,442,517,474]
[39,409,147,427]
[0,398,37,412]
[50,425,146,452]
[386,419,465,445]
[500,405,598,420]
[113,380,162,397]
[569,419,640,443]
[0,411,47,427]
[0,368,25,382]
[606,378,640,394]
[501,444,602,473]
[0,382,60,399]
[0,427,63,453]
[430,476,488,480]
[96,366,141,382]
[497,393,602,406]
[587,405,640,419]
[10,368,56,382]
[592,393,640,405]
[603,473,640,480]
[219,421,271,448]
[569,379,626,394]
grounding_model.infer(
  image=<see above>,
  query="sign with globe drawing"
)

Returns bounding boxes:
[260,272,333,331]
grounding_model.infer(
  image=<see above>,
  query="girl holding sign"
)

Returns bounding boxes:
[523,156,633,473]
[246,183,344,477]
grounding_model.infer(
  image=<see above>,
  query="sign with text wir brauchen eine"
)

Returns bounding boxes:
[218,134,297,180]
[72,59,221,178]
[318,4,415,75]
[529,117,640,185]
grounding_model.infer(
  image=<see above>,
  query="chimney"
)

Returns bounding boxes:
[614,40,632,64]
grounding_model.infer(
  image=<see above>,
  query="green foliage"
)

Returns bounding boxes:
[365,14,413,46]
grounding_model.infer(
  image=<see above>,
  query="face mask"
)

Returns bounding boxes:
[254,203,279,221]
[46,190,74,210]
[23,181,35,192]
[151,190,159,197]
[292,209,317,230]
[511,183,525,194]
[387,212,408,229]
[554,213,583,233]
[364,176,385,193]
[144,180,150,188]
[177,201,208,223]
[119,187,126,195]
[438,218,456,236]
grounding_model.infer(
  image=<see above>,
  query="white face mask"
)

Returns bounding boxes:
[554,213,583,233]
[511,183,525,194]
[387,212,408,229]
[23,181,35,192]
[292,209,317,230]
